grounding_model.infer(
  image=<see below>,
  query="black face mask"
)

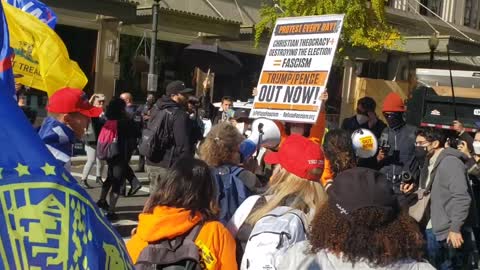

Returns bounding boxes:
[385,112,405,129]
[414,146,427,164]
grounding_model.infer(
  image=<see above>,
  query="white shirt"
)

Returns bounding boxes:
[279,241,436,270]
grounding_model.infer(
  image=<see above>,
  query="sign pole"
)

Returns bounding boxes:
[147,0,160,94]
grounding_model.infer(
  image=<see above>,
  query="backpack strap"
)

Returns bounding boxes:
[185,222,204,242]
[235,196,267,266]
[149,221,204,249]
[236,196,267,241]
[229,166,244,177]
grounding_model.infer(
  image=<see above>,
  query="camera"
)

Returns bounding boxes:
[400,171,413,183]
[447,137,460,149]
[379,133,391,153]
[379,141,391,153]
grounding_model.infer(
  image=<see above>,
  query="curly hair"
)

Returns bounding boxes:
[309,203,425,268]
[105,97,126,120]
[199,122,244,167]
[323,129,356,176]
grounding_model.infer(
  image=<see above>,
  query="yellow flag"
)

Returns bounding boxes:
[3,2,87,96]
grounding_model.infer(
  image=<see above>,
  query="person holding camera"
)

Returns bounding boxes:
[465,130,480,178]
[453,120,475,152]
[401,128,473,269]
[457,129,480,177]
[458,129,480,254]
[376,93,417,192]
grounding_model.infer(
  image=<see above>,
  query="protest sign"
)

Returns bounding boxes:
[250,14,344,123]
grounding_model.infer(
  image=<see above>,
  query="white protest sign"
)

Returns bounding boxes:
[250,14,344,123]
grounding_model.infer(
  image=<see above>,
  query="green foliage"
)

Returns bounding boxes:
[255,0,400,52]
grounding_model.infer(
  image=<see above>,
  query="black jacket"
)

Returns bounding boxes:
[341,115,387,139]
[107,118,139,164]
[85,116,106,145]
[201,93,224,125]
[146,96,193,168]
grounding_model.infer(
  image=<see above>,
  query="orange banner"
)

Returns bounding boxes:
[253,102,319,112]
[275,21,340,35]
[260,71,327,86]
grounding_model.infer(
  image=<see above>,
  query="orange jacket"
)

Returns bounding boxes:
[320,158,333,187]
[278,111,327,146]
[127,206,237,270]
[308,110,327,145]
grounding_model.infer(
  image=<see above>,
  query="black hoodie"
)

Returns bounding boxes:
[146,96,193,168]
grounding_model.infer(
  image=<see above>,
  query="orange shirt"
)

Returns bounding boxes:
[320,158,333,187]
[277,111,333,185]
[127,206,237,270]
[278,111,327,146]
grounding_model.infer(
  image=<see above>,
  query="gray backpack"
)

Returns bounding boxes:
[135,223,203,270]
[241,206,308,270]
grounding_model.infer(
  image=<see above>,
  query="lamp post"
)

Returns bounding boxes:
[147,0,160,94]
[428,32,439,68]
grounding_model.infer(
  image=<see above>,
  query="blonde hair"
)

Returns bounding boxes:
[199,122,244,167]
[246,167,326,225]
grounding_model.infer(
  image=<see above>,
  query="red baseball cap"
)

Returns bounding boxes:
[264,134,324,181]
[47,88,103,118]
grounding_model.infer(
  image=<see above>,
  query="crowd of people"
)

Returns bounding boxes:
[26,80,480,269]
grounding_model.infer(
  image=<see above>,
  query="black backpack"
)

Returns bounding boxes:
[135,223,203,270]
[139,105,174,160]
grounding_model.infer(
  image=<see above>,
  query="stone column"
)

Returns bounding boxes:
[94,19,121,102]
[339,57,357,126]
[454,0,466,25]
[441,0,464,24]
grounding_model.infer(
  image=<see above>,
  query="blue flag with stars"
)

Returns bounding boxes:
[0,3,133,269]
[5,0,57,29]
[0,1,15,99]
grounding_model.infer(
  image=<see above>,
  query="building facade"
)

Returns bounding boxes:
[22,0,480,125]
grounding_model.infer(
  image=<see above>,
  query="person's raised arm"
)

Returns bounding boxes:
[308,91,328,144]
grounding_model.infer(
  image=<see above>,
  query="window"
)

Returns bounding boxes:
[464,0,479,28]
[419,0,443,16]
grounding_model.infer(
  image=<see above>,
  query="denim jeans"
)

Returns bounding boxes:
[146,165,169,195]
[425,229,474,270]
[81,144,104,179]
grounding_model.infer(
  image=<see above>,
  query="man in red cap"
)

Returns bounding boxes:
[38,88,103,170]
[377,92,417,192]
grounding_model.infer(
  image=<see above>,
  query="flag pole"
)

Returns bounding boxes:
[446,44,457,120]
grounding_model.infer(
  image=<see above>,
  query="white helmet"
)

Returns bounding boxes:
[351,129,378,158]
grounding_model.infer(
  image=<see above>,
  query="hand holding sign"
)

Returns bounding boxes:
[202,68,212,92]
[252,87,258,97]
[250,15,344,123]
